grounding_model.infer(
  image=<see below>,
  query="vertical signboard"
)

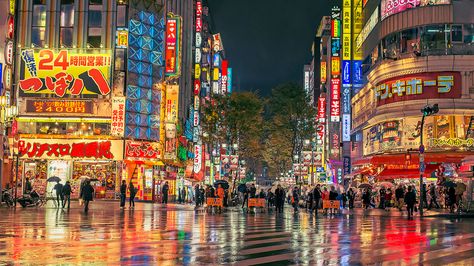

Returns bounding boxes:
[111,97,126,136]
[227,68,233,93]
[221,60,228,94]
[330,79,340,122]
[352,0,363,60]
[165,14,181,76]
[342,0,351,61]
[320,62,327,84]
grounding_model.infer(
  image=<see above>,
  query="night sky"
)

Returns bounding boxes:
[207,0,332,95]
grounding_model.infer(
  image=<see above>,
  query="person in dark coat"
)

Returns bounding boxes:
[428,184,440,210]
[162,181,169,204]
[421,183,428,209]
[249,184,257,198]
[53,181,64,208]
[241,185,249,209]
[194,184,201,207]
[379,187,386,209]
[312,185,322,214]
[362,189,371,209]
[404,186,417,218]
[24,178,33,194]
[292,186,299,213]
[395,185,405,211]
[347,188,356,209]
[62,181,72,209]
[258,189,265,199]
[120,180,127,208]
[80,180,94,213]
[129,182,137,208]
[274,185,285,213]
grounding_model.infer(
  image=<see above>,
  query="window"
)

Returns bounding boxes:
[400,28,419,53]
[421,25,448,51]
[32,0,47,47]
[60,0,75,47]
[117,5,127,27]
[464,24,474,44]
[451,25,463,43]
[88,0,102,48]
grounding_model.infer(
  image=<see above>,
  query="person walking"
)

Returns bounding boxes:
[292,186,299,213]
[385,188,393,209]
[24,178,33,194]
[80,180,94,213]
[329,186,339,214]
[129,182,137,208]
[362,189,371,209]
[275,185,285,214]
[182,187,187,204]
[120,180,127,209]
[249,184,257,198]
[421,183,429,209]
[306,189,313,211]
[404,186,417,219]
[241,185,249,209]
[428,184,440,210]
[216,184,225,213]
[312,184,322,214]
[347,188,356,209]
[53,181,64,208]
[395,185,405,211]
[379,187,386,209]
[62,181,72,209]
[194,184,201,207]
[162,181,169,204]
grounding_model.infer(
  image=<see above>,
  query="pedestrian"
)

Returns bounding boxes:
[241,185,249,209]
[129,182,137,208]
[199,186,205,206]
[24,178,33,194]
[292,186,299,213]
[275,184,285,213]
[80,180,94,213]
[162,181,169,204]
[404,186,417,218]
[379,187,386,209]
[120,180,127,209]
[385,188,393,209]
[53,180,64,208]
[177,187,182,204]
[182,187,187,204]
[341,190,347,209]
[267,188,274,208]
[306,189,313,211]
[329,186,339,214]
[428,184,440,209]
[216,184,225,213]
[62,181,72,209]
[448,186,456,213]
[421,183,428,209]
[195,184,201,207]
[249,184,256,198]
[362,188,371,209]
[395,185,405,211]
[312,184,322,214]
[347,188,355,209]
[258,189,265,199]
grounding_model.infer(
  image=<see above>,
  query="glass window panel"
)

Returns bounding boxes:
[31,27,46,47]
[89,27,102,36]
[117,5,127,27]
[60,28,73,47]
[32,5,47,27]
[115,49,125,71]
[87,35,101,48]
[60,4,74,27]
[463,24,474,43]
[451,25,463,42]
[89,6,102,28]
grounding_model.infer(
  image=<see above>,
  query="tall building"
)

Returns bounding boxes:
[351,0,474,183]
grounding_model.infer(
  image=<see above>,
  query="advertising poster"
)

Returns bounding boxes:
[19,49,112,97]
[165,15,181,76]
[111,97,126,136]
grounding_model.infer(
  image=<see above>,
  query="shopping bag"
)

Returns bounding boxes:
[79,199,83,206]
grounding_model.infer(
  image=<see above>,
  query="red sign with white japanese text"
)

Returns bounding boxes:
[7,15,14,39]
[375,72,462,107]
[18,139,123,160]
[317,96,326,123]
[196,1,202,32]
[26,100,93,114]
[111,97,126,136]
[125,140,162,160]
[18,49,112,97]
[165,16,180,75]
[330,79,341,122]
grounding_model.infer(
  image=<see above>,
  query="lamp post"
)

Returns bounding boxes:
[419,104,439,216]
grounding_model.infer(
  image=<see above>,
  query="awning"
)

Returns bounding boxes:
[371,153,468,165]
[377,164,439,180]
[345,167,374,178]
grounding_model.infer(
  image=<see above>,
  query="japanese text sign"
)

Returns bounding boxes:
[165,15,181,76]
[166,85,179,123]
[317,96,326,123]
[26,100,93,114]
[330,79,341,122]
[331,57,340,76]
[19,49,112,98]
[125,140,162,160]
[196,1,202,32]
[320,62,327,83]
[18,139,123,160]
[111,97,126,136]
[375,72,462,106]
[381,0,420,20]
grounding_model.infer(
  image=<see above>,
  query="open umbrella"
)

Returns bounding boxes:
[237,183,247,193]
[47,176,61,183]
[378,182,394,188]
[358,183,372,189]
[214,180,229,189]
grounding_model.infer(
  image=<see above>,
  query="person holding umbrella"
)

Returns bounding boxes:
[80,180,94,213]
[62,181,72,209]
[52,180,64,208]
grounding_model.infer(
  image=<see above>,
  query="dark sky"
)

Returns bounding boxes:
[207,0,332,95]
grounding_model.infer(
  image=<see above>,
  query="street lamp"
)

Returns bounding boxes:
[419,103,439,216]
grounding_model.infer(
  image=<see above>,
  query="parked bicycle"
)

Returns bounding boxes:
[1,189,15,207]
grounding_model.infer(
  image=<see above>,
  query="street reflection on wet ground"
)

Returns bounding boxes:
[0,202,473,265]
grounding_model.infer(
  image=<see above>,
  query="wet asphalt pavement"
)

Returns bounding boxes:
[0,201,473,265]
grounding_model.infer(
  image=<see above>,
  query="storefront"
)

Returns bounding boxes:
[16,138,123,199]
[123,140,163,201]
